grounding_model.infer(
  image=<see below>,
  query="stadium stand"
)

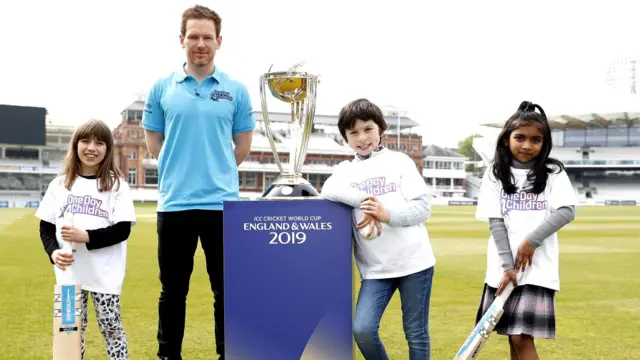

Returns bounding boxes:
[3,99,638,208]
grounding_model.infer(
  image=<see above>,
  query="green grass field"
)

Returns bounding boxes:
[1,204,639,359]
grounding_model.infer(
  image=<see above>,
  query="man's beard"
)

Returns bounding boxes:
[191,54,212,66]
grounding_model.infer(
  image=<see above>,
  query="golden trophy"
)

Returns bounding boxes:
[259,62,320,199]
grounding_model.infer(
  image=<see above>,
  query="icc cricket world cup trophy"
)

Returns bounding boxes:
[259,62,320,199]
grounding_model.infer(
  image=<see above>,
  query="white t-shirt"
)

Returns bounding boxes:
[325,149,436,280]
[35,175,137,295]
[475,165,578,291]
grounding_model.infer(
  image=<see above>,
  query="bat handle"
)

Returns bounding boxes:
[60,241,75,283]
[61,240,74,254]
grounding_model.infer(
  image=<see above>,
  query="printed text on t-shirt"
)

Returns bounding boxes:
[501,188,547,217]
[351,177,398,196]
[59,195,109,219]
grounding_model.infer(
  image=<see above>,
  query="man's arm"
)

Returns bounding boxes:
[141,79,165,159]
[233,131,252,166]
[144,129,164,160]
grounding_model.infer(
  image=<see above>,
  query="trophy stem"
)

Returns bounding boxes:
[288,120,297,175]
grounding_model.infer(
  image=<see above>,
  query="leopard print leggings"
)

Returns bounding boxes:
[81,290,128,360]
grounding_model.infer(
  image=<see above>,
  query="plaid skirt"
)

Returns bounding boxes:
[475,283,556,339]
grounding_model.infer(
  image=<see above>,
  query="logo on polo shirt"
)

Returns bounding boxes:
[210,90,233,102]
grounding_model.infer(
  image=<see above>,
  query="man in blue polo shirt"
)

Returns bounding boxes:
[142,5,254,360]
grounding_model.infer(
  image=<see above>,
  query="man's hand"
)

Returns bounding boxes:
[61,226,89,244]
[359,195,390,224]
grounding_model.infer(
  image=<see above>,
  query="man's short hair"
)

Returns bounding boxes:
[181,5,222,38]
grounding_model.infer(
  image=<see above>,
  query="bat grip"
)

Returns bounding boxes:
[58,212,76,284]
[61,240,74,254]
[60,241,75,283]
[497,270,527,301]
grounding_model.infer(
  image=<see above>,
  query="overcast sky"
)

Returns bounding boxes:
[1,0,639,147]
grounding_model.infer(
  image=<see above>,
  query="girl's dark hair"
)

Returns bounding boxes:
[61,119,123,192]
[337,98,388,141]
[492,100,564,194]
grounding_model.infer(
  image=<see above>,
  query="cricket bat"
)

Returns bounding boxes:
[53,212,82,360]
[453,272,524,360]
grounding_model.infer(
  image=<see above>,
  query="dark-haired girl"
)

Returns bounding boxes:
[474,101,578,360]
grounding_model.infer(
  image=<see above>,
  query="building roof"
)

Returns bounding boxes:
[548,112,640,128]
[253,111,420,130]
[45,122,76,135]
[119,102,421,130]
[422,144,466,158]
[481,111,640,130]
[121,100,145,113]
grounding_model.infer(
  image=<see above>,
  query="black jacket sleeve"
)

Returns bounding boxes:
[39,220,59,264]
[85,222,132,251]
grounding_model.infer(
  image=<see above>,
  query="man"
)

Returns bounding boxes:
[142,5,254,360]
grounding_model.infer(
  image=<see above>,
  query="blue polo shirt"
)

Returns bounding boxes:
[142,65,255,212]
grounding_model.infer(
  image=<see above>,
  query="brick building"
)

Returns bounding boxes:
[113,99,428,200]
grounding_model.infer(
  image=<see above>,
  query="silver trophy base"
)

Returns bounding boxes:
[262,174,320,199]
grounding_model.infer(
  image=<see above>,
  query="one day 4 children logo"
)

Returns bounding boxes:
[350,177,398,196]
[58,195,109,219]
[501,189,547,218]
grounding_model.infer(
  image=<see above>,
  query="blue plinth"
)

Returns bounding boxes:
[223,199,354,360]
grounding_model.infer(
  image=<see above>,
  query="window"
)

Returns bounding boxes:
[240,172,257,188]
[606,125,629,146]
[630,125,640,146]
[453,162,464,170]
[42,149,66,161]
[551,130,564,147]
[586,128,607,147]
[129,130,137,138]
[128,152,138,160]
[144,168,158,185]
[128,168,137,185]
[264,156,288,164]
[318,174,330,189]
[5,148,39,160]
[308,174,320,187]
[564,129,585,147]
[46,135,59,145]
[423,161,433,169]
[264,173,278,189]
[127,110,142,123]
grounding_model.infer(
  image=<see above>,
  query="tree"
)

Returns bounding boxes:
[457,134,482,172]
